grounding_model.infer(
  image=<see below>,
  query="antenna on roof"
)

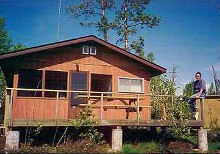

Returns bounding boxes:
[56,0,62,40]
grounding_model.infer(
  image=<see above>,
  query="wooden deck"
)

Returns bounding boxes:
[9,119,203,127]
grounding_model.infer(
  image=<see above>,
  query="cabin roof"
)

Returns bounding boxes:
[0,35,166,76]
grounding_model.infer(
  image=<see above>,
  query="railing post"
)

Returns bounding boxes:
[55,91,59,122]
[200,98,205,126]
[8,89,13,127]
[137,94,140,125]
[100,93,104,121]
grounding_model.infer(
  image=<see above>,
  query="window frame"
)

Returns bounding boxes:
[118,77,144,93]
[90,46,97,55]
[82,45,90,55]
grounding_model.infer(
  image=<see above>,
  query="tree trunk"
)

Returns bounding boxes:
[101,0,108,41]
[123,0,128,51]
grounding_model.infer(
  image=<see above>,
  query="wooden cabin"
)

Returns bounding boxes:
[0,35,167,127]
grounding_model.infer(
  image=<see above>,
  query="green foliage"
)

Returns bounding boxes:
[123,141,164,153]
[150,70,193,139]
[130,36,145,57]
[114,0,160,50]
[25,124,43,145]
[0,69,6,124]
[70,105,97,127]
[69,106,104,151]
[146,52,155,62]
[208,82,216,95]
[183,80,194,97]
[0,17,26,54]
[150,74,176,119]
[0,17,13,54]
[0,17,26,124]
[208,141,220,153]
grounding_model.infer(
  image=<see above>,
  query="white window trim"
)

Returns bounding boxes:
[82,45,90,54]
[90,46,97,55]
[118,77,144,93]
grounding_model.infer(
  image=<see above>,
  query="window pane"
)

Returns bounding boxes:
[119,78,130,92]
[130,79,143,93]
[18,69,42,97]
[45,71,67,98]
[119,78,143,93]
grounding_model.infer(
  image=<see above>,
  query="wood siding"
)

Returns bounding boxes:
[7,44,152,123]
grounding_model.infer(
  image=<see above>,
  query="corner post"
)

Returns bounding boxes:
[200,97,205,125]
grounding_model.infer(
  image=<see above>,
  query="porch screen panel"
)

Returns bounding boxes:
[118,77,144,93]
[45,71,68,98]
[18,69,42,97]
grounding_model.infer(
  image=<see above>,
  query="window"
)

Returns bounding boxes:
[82,45,89,54]
[45,71,68,98]
[90,46,96,55]
[118,77,144,93]
[18,69,42,97]
[82,45,97,55]
[91,74,112,94]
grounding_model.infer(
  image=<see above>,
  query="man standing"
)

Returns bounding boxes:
[189,72,206,119]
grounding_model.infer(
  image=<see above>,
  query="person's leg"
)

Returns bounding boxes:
[189,97,196,112]
[189,94,197,112]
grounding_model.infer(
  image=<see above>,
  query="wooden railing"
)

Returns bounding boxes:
[4,88,205,127]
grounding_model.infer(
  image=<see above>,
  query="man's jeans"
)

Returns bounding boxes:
[189,92,206,112]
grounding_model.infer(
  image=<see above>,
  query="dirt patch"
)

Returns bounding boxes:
[0,135,5,152]
[165,140,194,153]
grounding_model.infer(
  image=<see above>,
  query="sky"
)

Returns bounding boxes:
[0,0,220,94]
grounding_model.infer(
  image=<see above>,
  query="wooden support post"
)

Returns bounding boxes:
[112,126,122,152]
[137,94,140,125]
[200,98,205,126]
[198,127,208,151]
[100,93,104,121]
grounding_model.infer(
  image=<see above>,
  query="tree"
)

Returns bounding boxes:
[0,17,13,54]
[208,82,216,95]
[0,17,26,123]
[67,0,115,41]
[130,36,145,58]
[114,0,160,50]
[146,52,155,62]
[183,80,194,97]
[10,43,26,51]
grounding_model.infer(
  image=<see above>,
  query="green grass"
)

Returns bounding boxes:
[123,141,164,153]
[208,142,220,153]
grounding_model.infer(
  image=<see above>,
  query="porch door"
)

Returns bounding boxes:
[70,72,88,106]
